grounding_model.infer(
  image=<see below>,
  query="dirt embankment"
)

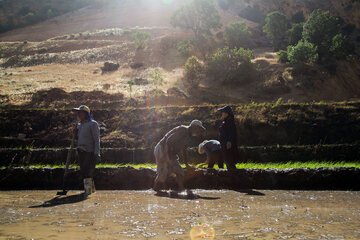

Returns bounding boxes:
[1,101,360,148]
[0,167,359,190]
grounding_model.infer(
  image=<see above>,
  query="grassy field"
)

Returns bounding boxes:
[3,161,360,170]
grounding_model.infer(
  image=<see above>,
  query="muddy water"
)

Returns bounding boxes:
[0,190,359,239]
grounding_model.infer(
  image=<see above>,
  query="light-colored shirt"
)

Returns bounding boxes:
[202,140,221,155]
[77,120,100,156]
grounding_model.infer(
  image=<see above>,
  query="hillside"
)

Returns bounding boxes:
[0,0,359,109]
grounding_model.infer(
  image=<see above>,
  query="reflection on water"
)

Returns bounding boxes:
[0,190,360,239]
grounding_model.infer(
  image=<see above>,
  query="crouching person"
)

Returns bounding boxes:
[73,105,100,196]
[153,120,206,192]
[198,140,224,169]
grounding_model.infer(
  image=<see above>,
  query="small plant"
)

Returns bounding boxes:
[131,31,151,50]
[23,40,28,44]
[184,56,203,88]
[272,97,283,108]
[127,80,135,98]
[150,70,165,89]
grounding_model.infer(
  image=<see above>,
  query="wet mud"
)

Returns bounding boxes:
[0,167,359,191]
[0,190,359,239]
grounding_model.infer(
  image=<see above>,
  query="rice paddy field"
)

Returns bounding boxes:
[3,161,360,170]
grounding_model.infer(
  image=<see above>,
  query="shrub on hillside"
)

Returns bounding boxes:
[177,40,193,57]
[224,21,252,48]
[131,31,151,49]
[288,23,304,46]
[206,47,255,84]
[330,34,354,60]
[263,11,289,51]
[287,40,318,64]
[303,9,341,61]
[277,50,288,63]
[184,56,203,88]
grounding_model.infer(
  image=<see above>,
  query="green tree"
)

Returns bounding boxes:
[224,21,252,48]
[288,22,303,46]
[170,0,221,39]
[131,31,151,50]
[263,11,289,51]
[303,9,340,61]
[330,34,354,59]
[184,56,203,88]
[287,40,318,64]
[206,47,255,84]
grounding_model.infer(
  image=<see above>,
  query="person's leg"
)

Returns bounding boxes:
[215,150,224,169]
[79,151,93,195]
[207,154,215,169]
[171,157,185,191]
[227,147,237,169]
[154,143,170,191]
[222,146,236,170]
[88,153,96,193]
[78,150,87,180]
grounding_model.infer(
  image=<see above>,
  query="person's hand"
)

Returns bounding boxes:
[226,141,232,149]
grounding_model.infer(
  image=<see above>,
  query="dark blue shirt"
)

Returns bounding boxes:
[203,140,221,155]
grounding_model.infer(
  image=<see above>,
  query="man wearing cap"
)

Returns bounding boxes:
[72,105,100,196]
[153,120,206,192]
[217,106,238,170]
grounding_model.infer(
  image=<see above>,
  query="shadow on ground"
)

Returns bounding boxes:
[29,192,86,208]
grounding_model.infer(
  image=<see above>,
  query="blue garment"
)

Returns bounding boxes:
[202,140,221,155]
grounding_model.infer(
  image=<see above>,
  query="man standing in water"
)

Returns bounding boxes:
[73,105,100,196]
[217,106,238,170]
[153,120,206,192]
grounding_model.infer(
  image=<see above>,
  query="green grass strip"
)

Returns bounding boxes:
[1,161,360,170]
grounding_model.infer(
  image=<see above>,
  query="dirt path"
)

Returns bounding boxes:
[0,190,359,239]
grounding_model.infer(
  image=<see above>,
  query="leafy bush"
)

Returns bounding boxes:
[287,40,318,64]
[184,56,203,88]
[177,40,193,57]
[330,34,354,59]
[131,31,151,49]
[206,47,255,84]
[303,9,340,61]
[263,12,289,51]
[277,50,288,63]
[288,23,304,46]
[224,21,252,48]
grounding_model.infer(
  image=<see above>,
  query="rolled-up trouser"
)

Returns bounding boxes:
[154,142,184,183]
[207,150,224,169]
[78,149,96,179]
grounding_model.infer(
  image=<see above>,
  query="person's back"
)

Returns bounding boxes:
[199,140,223,169]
